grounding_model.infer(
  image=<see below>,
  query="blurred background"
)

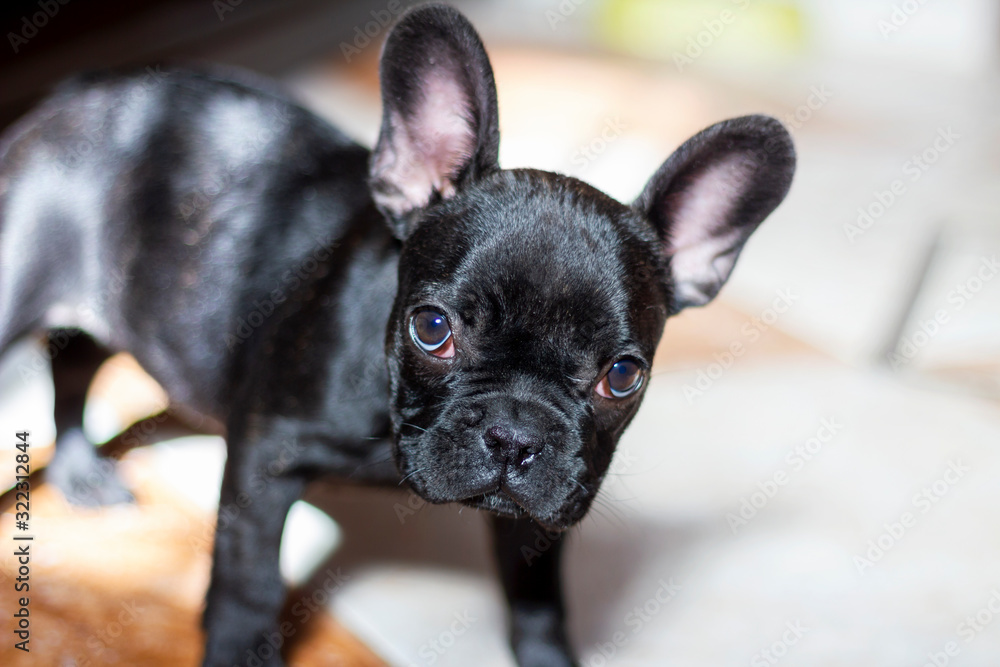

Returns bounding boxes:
[1,0,999,665]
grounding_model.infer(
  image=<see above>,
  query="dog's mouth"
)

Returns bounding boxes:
[459,490,573,532]
[395,436,583,530]
[461,490,527,519]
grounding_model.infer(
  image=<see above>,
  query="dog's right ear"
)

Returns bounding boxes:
[634,115,795,313]
[370,4,500,238]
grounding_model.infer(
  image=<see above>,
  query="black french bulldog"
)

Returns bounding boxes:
[0,4,794,666]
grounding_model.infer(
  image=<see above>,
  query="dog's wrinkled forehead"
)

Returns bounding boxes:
[399,170,667,363]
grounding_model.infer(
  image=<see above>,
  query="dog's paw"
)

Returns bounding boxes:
[510,605,578,667]
[513,638,578,667]
[45,428,135,506]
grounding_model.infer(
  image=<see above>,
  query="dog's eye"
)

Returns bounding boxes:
[410,310,454,358]
[596,359,643,399]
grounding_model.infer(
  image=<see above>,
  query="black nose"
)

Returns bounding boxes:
[484,423,543,467]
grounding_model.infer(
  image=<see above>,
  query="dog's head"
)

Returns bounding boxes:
[371,4,795,529]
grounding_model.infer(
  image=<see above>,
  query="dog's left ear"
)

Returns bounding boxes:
[634,115,795,313]
[370,4,500,238]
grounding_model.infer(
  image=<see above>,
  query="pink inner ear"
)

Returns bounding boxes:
[374,71,476,217]
[665,154,757,307]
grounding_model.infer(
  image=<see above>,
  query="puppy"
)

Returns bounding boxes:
[0,4,794,665]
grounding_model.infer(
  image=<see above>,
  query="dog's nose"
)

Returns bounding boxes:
[484,424,543,467]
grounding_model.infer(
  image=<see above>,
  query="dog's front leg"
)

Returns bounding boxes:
[492,516,578,667]
[202,420,307,667]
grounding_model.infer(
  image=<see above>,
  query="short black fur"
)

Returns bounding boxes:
[0,4,795,666]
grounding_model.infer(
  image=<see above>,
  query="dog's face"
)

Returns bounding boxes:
[386,171,669,528]
[370,5,795,529]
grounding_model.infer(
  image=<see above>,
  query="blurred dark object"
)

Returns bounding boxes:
[0,0,402,131]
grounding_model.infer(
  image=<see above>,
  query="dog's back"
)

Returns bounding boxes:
[0,66,381,416]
